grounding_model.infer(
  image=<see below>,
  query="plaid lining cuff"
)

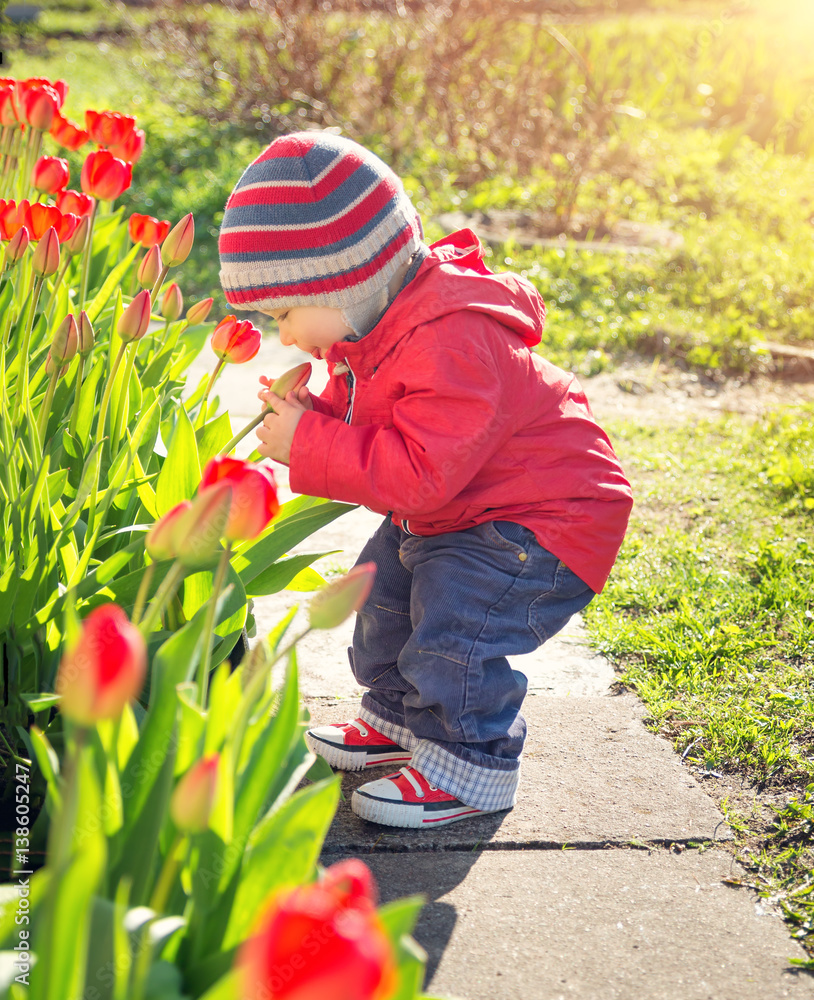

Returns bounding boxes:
[359,706,420,753]
[411,740,520,812]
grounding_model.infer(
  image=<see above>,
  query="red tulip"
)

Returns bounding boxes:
[170,754,220,834]
[200,456,279,542]
[0,199,24,241]
[118,289,152,342]
[24,202,78,243]
[186,297,213,326]
[136,245,161,289]
[20,77,66,109]
[128,212,170,248]
[145,500,192,562]
[32,155,70,195]
[210,315,261,365]
[21,85,60,132]
[172,482,233,570]
[50,112,89,151]
[308,563,377,629]
[0,86,20,127]
[237,859,395,1000]
[31,227,60,277]
[2,226,28,268]
[55,604,147,726]
[57,189,94,217]
[161,282,183,321]
[81,149,132,201]
[162,213,194,266]
[108,126,145,165]
[85,109,137,147]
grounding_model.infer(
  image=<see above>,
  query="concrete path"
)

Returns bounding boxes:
[187,334,814,1000]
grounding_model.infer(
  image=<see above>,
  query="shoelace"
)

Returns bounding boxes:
[345,719,369,738]
[398,766,438,798]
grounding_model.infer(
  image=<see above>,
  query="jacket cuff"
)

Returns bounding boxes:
[309,392,333,417]
[289,410,340,499]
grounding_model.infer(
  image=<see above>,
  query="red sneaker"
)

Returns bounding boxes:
[351,765,496,828]
[305,718,412,771]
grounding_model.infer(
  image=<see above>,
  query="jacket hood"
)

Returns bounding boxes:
[326,229,545,368]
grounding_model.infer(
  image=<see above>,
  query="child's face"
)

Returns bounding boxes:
[266,306,352,360]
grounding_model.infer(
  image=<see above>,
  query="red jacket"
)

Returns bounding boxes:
[289,230,632,593]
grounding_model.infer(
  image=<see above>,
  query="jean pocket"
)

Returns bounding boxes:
[482,520,533,560]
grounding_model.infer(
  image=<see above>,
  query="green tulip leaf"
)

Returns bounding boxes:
[243,551,336,598]
[86,243,141,325]
[195,412,233,469]
[155,405,201,516]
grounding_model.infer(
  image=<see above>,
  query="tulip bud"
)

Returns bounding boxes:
[51,313,78,364]
[172,482,232,570]
[162,213,194,267]
[199,456,280,542]
[185,297,213,326]
[308,562,377,630]
[55,604,147,727]
[170,754,220,834]
[118,288,152,343]
[268,362,312,399]
[136,244,161,289]
[44,352,69,378]
[31,226,60,277]
[3,226,29,270]
[65,213,90,256]
[145,500,191,562]
[161,282,183,322]
[77,311,94,356]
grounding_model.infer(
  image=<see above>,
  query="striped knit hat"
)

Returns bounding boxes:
[218,132,424,313]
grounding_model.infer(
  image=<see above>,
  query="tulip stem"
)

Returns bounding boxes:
[149,831,186,915]
[37,368,60,445]
[112,340,138,453]
[77,200,98,316]
[68,354,86,438]
[196,543,232,707]
[131,561,156,627]
[139,560,186,636]
[149,263,170,304]
[85,339,127,537]
[196,359,224,430]
[220,406,271,456]
[12,272,45,425]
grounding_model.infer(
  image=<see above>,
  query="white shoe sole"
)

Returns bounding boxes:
[305,731,412,771]
[351,788,487,827]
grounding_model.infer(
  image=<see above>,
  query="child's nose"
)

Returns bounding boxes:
[278,328,294,347]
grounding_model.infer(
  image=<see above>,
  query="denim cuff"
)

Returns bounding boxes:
[411,740,520,812]
[359,702,420,752]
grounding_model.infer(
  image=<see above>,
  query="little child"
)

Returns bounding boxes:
[218,132,632,829]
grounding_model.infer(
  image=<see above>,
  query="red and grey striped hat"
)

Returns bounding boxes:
[218,131,423,312]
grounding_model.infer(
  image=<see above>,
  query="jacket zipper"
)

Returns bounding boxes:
[344,357,356,425]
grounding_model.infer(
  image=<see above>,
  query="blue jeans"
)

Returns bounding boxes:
[349,517,595,810]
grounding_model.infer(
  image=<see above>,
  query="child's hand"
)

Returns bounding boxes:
[258,376,313,411]
[255,390,308,464]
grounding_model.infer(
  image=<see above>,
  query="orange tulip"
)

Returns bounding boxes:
[199,456,280,542]
[81,149,132,201]
[128,212,170,249]
[24,202,78,243]
[57,189,94,217]
[0,199,25,241]
[308,563,377,630]
[85,109,137,147]
[210,315,261,365]
[31,227,60,277]
[170,755,220,834]
[32,155,70,195]
[55,604,147,727]
[108,126,145,165]
[237,859,395,1000]
[162,213,194,267]
[118,289,152,343]
[50,112,89,151]
[186,297,213,325]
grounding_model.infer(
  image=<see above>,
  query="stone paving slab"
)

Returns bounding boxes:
[311,695,731,851]
[325,849,814,1000]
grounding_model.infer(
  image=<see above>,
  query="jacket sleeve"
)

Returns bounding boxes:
[308,387,334,417]
[289,345,517,514]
